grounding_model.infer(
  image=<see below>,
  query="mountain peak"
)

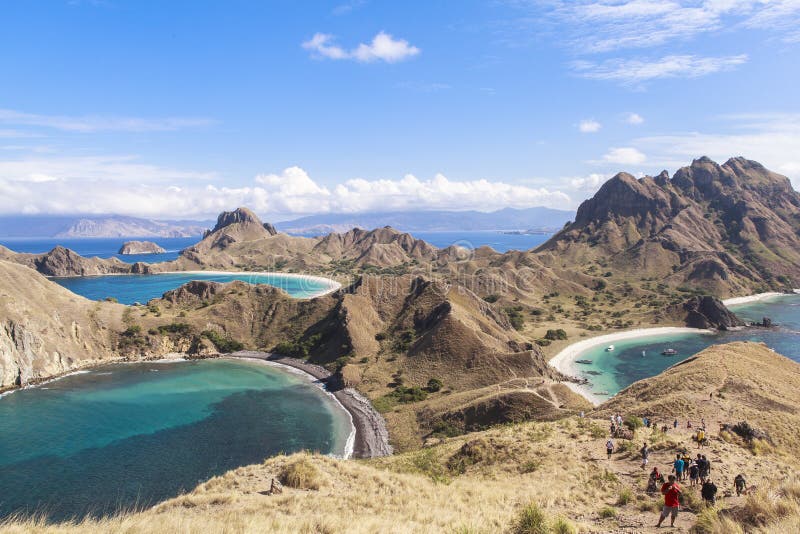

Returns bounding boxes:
[212,207,263,232]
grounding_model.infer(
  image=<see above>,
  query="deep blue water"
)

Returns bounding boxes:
[568,295,800,402]
[0,359,351,520]
[53,272,335,304]
[0,237,198,264]
[410,231,551,252]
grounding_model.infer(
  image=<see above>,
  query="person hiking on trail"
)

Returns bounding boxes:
[647,466,664,494]
[701,478,718,505]
[606,439,614,459]
[696,428,705,447]
[687,420,692,429]
[734,474,747,496]
[689,460,700,487]
[640,443,650,468]
[672,454,685,480]
[701,455,711,481]
[656,475,682,528]
[673,419,678,429]
[682,454,692,480]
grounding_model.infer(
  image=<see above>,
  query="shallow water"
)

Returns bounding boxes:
[569,295,800,402]
[0,359,351,520]
[53,272,334,304]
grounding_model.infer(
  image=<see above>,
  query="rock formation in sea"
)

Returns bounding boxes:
[118,241,167,255]
[669,295,745,330]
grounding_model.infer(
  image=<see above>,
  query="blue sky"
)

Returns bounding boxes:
[0,0,799,218]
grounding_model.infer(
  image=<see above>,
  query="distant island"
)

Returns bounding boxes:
[118,241,166,255]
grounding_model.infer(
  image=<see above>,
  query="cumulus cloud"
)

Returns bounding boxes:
[625,112,644,125]
[0,160,572,217]
[602,147,647,165]
[0,109,213,133]
[579,119,602,133]
[569,173,610,193]
[302,31,420,63]
[573,54,748,84]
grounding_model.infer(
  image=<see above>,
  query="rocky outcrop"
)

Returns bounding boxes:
[118,241,166,255]
[30,246,132,276]
[537,157,800,296]
[671,295,745,330]
[0,261,123,390]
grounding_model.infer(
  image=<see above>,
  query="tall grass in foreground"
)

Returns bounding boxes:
[511,502,577,534]
[692,478,800,533]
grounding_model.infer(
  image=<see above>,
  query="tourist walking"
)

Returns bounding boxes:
[734,474,747,496]
[640,443,650,468]
[656,475,682,528]
[701,478,718,506]
[689,460,700,487]
[606,439,614,459]
[672,454,685,481]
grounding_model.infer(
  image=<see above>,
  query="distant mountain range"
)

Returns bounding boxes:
[274,207,575,235]
[0,207,575,238]
[0,215,213,238]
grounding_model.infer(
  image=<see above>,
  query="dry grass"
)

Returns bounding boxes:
[279,457,322,490]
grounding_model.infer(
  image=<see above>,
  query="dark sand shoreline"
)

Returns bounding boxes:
[231,351,393,459]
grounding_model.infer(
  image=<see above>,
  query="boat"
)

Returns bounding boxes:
[641,350,646,357]
[606,345,615,352]
[662,348,678,356]
[586,370,602,376]
[594,391,610,396]
[576,359,593,364]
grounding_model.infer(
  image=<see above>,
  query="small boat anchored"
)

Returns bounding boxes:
[605,345,615,352]
[576,359,593,365]
[662,348,678,356]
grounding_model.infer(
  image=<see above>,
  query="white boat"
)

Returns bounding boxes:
[605,345,615,352]
[662,348,678,356]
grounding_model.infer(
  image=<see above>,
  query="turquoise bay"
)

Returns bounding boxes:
[0,359,352,520]
[52,272,336,304]
[568,295,800,402]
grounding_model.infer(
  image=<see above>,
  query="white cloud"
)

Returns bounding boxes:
[602,147,647,165]
[569,173,610,192]
[632,112,800,185]
[579,119,602,133]
[625,112,644,125]
[522,1,800,53]
[573,54,748,84]
[0,109,213,133]
[0,160,572,217]
[302,31,420,63]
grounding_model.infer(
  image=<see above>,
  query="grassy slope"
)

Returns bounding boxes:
[4,342,799,533]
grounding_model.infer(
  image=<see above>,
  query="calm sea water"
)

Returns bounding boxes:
[0,359,351,520]
[53,272,334,304]
[410,231,551,252]
[0,232,549,264]
[569,295,800,402]
[0,237,198,264]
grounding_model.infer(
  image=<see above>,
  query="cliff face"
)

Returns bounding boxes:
[0,261,123,390]
[537,157,800,296]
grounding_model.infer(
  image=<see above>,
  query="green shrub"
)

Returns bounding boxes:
[483,294,500,303]
[534,339,551,347]
[201,330,244,353]
[623,415,643,431]
[157,322,192,335]
[616,488,634,506]
[426,378,444,392]
[104,296,118,303]
[512,502,549,534]
[122,325,141,337]
[544,329,568,341]
[599,506,617,518]
[504,306,525,331]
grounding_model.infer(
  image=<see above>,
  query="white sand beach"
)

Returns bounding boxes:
[549,327,712,406]
[723,289,800,307]
[171,270,342,298]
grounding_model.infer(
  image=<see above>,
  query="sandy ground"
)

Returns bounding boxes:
[232,351,392,459]
[722,289,800,307]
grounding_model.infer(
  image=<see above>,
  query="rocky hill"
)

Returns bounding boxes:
[118,241,166,255]
[536,157,800,297]
[0,261,124,390]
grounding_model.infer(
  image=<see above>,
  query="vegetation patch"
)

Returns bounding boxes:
[279,457,321,490]
[201,330,244,353]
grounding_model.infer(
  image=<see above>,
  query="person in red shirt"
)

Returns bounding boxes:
[656,474,682,527]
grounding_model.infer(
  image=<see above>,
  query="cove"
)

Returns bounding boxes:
[558,294,800,404]
[52,271,339,304]
[0,359,352,521]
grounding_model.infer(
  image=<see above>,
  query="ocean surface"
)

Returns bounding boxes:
[0,237,198,263]
[568,295,800,402]
[409,231,551,252]
[0,231,550,263]
[53,272,335,304]
[0,359,351,520]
